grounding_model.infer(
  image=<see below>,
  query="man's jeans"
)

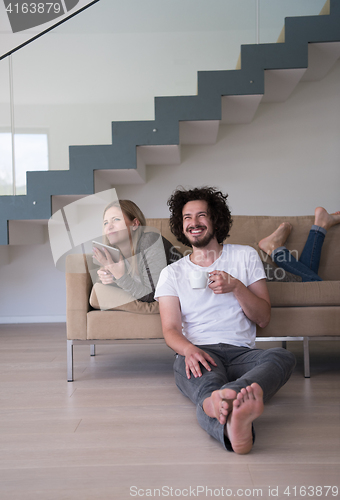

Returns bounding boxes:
[173,343,296,451]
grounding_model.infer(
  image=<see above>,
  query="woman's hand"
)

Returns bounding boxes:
[94,247,125,281]
[97,268,114,284]
[93,246,115,268]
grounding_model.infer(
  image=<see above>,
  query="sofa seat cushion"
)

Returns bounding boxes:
[257,306,340,337]
[87,310,162,340]
[267,281,340,307]
[90,282,159,314]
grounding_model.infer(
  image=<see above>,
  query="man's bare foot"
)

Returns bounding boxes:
[203,388,237,425]
[225,383,264,455]
[314,207,340,231]
[258,222,292,256]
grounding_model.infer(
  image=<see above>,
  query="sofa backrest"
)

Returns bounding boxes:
[146,215,340,281]
[146,218,189,256]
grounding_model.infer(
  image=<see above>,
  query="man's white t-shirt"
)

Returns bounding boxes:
[154,244,266,349]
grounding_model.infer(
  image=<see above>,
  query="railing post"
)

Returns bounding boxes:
[67,340,74,382]
[303,337,310,378]
[9,55,16,196]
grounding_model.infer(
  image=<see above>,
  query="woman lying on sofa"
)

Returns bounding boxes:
[259,207,340,282]
[91,200,181,308]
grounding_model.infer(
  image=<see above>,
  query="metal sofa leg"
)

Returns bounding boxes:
[90,344,96,356]
[67,340,74,382]
[303,337,310,378]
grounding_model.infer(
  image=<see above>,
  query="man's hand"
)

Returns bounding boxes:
[208,272,271,327]
[159,295,217,379]
[183,344,217,379]
[208,270,238,294]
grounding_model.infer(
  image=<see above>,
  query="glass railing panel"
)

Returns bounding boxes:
[3,0,331,197]
[259,0,327,44]
[9,0,256,196]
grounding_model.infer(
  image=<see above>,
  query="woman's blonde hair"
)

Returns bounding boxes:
[116,199,146,227]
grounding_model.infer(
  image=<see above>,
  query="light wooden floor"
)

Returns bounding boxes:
[0,323,339,500]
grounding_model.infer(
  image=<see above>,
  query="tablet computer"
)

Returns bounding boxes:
[92,241,121,265]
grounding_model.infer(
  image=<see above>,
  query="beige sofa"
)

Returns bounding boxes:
[66,215,340,381]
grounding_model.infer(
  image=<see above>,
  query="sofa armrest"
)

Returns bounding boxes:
[66,254,92,340]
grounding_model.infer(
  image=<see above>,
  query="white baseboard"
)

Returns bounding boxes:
[0,316,66,324]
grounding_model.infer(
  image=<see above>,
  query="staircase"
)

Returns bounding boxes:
[1,0,340,246]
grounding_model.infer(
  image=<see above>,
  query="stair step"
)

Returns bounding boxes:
[8,220,47,245]
[137,145,181,165]
[221,95,263,124]
[52,195,87,215]
[302,41,340,81]
[94,151,146,193]
[262,68,307,103]
[179,120,220,145]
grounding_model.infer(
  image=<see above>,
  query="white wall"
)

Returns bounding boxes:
[1,60,339,323]
[0,0,327,173]
[0,230,66,323]
[7,30,251,173]
[117,61,340,217]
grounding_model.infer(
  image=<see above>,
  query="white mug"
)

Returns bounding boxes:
[189,270,209,289]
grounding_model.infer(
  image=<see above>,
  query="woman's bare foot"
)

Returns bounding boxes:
[314,207,340,231]
[225,383,264,455]
[203,388,237,425]
[258,222,292,256]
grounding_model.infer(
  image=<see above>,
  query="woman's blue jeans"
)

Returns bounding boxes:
[271,225,326,282]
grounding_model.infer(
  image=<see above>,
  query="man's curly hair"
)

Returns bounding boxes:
[168,186,233,247]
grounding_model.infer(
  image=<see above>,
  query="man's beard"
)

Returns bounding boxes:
[186,226,215,248]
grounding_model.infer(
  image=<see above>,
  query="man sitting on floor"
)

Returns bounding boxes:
[155,186,296,454]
